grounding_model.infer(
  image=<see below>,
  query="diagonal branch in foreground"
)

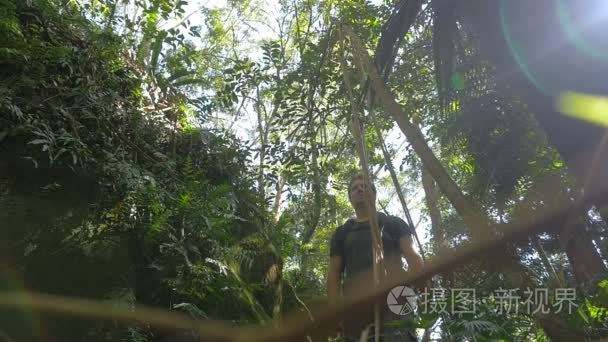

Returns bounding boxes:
[247,187,604,342]
[0,187,602,341]
[0,291,239,341]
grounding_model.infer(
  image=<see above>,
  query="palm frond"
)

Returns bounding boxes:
[150,30,167,73]
[374,0,425,79]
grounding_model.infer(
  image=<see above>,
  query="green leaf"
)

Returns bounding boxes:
[173,302,207,318]
[173,78,206,87]
[150,30,168,71]
[28,139,49,145]
[167,69,191,82]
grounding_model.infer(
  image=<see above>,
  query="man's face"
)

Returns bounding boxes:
[349,177,375,205]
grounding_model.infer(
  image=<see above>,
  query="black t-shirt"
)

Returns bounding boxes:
[329,213,412,294]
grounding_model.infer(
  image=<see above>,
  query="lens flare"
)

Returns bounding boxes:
[558,91,608,127]
[499,0,608,97]
[557,0,608,63]
[499,0,551,96]
[0,270,45,340]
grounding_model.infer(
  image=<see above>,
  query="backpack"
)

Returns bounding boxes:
[343,212,409,240]
[340,212,406,253]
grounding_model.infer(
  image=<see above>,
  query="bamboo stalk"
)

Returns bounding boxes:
[337,25,384,342]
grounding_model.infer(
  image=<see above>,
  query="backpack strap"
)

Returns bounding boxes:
[377,212,388,229]
[343,212,389,232]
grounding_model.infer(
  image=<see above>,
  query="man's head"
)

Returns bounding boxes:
[348,173,376,206]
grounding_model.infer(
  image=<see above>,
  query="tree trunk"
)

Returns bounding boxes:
[370,103,425,259]
[531,235,565,288]
[346,25,492,241]
[255,87,267,199]
[273,173,285,223]
[299,143,322,273]
[305,144,322,244]
[561,221,608,294]
[421,167,442,247]
[346,25,584,341]
[421,328,431,342]
[299,56,325,273]
[271,260,284,328]
[535,312,584,342]
[421,166,453,289]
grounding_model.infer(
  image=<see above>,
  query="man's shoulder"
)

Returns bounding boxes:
[386,214,407,225]
[379,212,399,224]
[380,213,411,234]
[335,218,356,232]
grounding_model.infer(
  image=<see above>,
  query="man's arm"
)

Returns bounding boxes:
[327,255,343,306]
[400,235,424,278]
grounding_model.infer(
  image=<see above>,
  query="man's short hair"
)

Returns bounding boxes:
[347,173,377,200]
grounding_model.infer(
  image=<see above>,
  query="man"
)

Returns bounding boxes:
[328,173,423,341]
